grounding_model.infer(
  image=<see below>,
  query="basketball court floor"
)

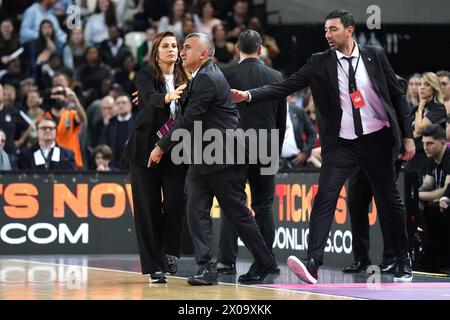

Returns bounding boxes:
[1,255,450,300]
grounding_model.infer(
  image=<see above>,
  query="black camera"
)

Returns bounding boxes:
[42,88,66,111]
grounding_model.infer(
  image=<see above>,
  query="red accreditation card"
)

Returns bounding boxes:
[350,90,366,109]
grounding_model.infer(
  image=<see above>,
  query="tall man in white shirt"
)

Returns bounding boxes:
[232,10,415,283]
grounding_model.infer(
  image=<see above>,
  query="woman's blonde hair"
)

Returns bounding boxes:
[421,72,444,104]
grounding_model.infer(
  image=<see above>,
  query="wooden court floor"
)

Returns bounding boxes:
[0,258,354,300]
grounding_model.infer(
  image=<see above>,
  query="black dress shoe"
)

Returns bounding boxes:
[187,266,218,286]
[214,262,236,275]
[342,261,371,273]
[379,260,397,274]
[271,262,281,275]
[238,259,277,284]
[166,254,178,275]
[287,256,319,284]
[150,271,167,283]
[394,258,413,282]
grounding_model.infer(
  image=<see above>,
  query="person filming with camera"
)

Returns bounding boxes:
[43,85,87,169]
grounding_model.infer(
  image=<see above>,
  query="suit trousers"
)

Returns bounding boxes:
[348,167,394,264]
[308,127,409,264]
[218,163,275,264]
[186,164,274,268]
[129,158,187,274]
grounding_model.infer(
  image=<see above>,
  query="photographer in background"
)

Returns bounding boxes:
[43,85,87,169]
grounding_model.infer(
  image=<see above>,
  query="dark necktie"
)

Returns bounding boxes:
[344,57,363,137]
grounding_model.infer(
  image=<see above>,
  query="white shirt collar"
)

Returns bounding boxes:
[335,42,359,60]
[117,113,132,122]
[191,67,201,78]
[39,142,56,152]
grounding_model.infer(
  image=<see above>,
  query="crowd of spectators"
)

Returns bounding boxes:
[0,0,280,171]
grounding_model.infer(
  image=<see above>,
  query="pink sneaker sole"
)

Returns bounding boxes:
[287,256,317,284]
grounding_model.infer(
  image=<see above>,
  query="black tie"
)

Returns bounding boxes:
[344,57,363,137]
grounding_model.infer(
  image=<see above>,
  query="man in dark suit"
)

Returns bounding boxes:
[214,30,286,275]
[149,33,277,285]
[101,94,135,169]
[18,118,76,171]
[343,76,408,275]
[232,10,416,283]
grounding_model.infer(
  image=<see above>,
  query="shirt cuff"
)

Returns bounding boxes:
[439,196,450,203]
[246,91,252,102]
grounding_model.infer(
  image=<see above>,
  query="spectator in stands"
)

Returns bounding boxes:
[193,0,221,39]
[418,124,450,271]
[0,129,15,171]
[0,83,32,154]
[157,0,186,40]
[406,72,446,180]
[132,0,170,31]
[137,27,156,67]
[224,0,250,41]
[88,95,115,151]
[0,18,21,70]
[113,53,136,95]
[248,16,280,67]
[0,58,27,88]
[212,23,235,68]
[43,85,87,169]
[106,82,125,99]
[100,93,134,169]
[19,78,39,106]
[2,83,21,111]
[438,185,450,269]
[24,90,44,146]
[52,68,85,108]
[62,28,87,70]
[20,0,67,74]
[93,144,118,171]
[77,46,112,105]
[37,52,63,91]
[304,91,322,163]
[279,94,317,171]
[18,117,76,171]
[84,0,118,45]
[51,0,73,25]
[99,25,131,68]
[437,70,450,115]
[406,73,421,109]
[35,19,60,66]
[180,14,197,42]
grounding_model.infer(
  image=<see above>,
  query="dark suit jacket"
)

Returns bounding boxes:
[18,143,76,171]
[126,64,184,167]
[101,115,135,168]
[222,58,286,159]
[158,59,240,175]
[289,105,317,157]
[249,45,413,161]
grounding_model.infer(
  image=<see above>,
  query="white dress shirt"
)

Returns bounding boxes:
[335,43,390,139]
[164,74,177,119]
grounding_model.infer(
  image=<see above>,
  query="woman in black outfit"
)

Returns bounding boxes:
[126,31,189,283]
[406,72,446,180]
